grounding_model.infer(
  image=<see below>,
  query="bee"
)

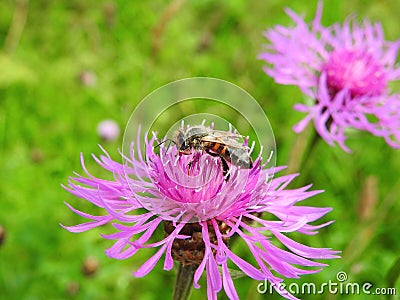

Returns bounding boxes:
[174,125,253,180]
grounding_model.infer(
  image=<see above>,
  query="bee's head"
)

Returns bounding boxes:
[174,130,190,155]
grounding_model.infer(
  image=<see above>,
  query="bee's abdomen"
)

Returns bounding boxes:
[207,142,229,156]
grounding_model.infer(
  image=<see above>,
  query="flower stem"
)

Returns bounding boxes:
[4,0,29,54]
[173,263,197,300]
[286,124,319,176]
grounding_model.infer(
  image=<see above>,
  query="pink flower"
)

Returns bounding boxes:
[259,1,400,151]
[97,119,120,142]
[63,127,338,299]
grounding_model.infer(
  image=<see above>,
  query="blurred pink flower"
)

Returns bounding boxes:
[259,2,400,151]
[79,71,97,87]
[97,119,120,141]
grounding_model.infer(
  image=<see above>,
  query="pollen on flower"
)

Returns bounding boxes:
[322,49,387,97]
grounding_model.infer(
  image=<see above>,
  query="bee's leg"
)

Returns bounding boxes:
[205,149,230,181]
[187,160,192,176]
[220,157,230,181]
[187,152,201,176]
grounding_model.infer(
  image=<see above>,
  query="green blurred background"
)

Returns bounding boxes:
[1,0,399,299]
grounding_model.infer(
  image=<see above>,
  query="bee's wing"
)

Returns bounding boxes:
[201,135,226,143]
[223,139,251,150]
[202,135,250,150]
[211,130,244,139]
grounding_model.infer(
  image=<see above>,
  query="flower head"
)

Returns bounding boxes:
[259,1,400,151]
[63,125,339,300]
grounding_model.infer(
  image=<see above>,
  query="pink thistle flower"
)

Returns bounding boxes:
[259,1,400,151]
[62,127,339,300]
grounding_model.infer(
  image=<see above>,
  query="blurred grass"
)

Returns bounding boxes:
[0,0,399,299]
